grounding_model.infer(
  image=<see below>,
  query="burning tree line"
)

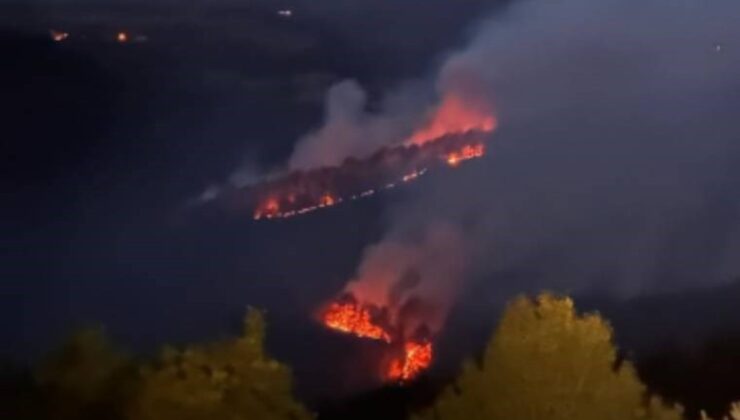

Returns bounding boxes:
[250,131,487,221]
[246,90,495,221]
[8,294,740,420]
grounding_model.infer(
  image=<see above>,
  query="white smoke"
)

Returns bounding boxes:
[345,0,740,326]
[288,80,425,170]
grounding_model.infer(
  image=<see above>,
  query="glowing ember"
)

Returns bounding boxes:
[50,30,69,42]
[388,341,433,381]
[322,301,391,343]
[406,94,496,146]
[319,193,336,207]
[402,169,425,183]
[445,143,485,167]
[254,198,280,220]
[117,32,129,43]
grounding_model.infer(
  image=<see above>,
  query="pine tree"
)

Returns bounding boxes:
[416,294,682,420]
[130,308,312,420]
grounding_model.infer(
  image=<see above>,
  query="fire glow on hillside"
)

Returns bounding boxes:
[405,94,496,146]
[251,137,489,220]
[322,299,391,343]
[250,94,496,221]
[388,341,433,381]
[316,224,466,383]
[278,93,493,381]
[319,294,434,382]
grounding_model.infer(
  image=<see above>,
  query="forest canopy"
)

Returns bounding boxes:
[3,296,739,420]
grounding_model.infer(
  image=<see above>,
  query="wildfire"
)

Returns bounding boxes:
[254,198,281,220]
[251,166,433,221]
[251,138,486,220]
[320,293,435,382]
[253,192,340,220]
[406,94,496,146]
[388,341,433,381]
[248,94,495,222]
[250,137,487,221]
[445,143,485,167]
[319,193,336,207]
[321,300,391,343]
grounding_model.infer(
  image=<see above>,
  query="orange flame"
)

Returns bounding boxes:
[445,143,485,167]
[250,94,494,221]
[388,341,433,381]
[407,94,496,146]
[320,295,435,382]
[254,198,280,220]
[252,137,484,220]
[322,301,391,343]
[319,193,336,207]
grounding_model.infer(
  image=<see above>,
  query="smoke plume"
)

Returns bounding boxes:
[334,0,740,339]
[344,222,469,337]
[288,64,497,171]
[288,80,421,170]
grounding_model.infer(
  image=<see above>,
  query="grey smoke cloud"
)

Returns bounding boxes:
[345,222,469,336]
[287,79,432,170]
[289,80,402,170]
[349,0,740,322]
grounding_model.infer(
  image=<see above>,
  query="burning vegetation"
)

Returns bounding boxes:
[445,143,485,167]
[317,224,466,383]
[405,94,496,146]
[319,293,434,382]
[322,298,391,343]
[248,91,497,221]
[248,93,495,381]
[251,132,490,220]
[388,340,433,382]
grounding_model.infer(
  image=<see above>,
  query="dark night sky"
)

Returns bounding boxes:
[1,0,511,397]
[2,0,740,402]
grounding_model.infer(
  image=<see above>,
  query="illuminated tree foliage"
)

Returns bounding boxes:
[29,309,310,420]
[129,308,312,420]
[416,294,682,420]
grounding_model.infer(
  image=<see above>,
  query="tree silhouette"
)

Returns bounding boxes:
[36,327,136,420]
[416,294,682,420]
[702,402,740,420]
[129,308,312,420]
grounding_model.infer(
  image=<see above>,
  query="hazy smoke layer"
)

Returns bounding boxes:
[288,80,423,170]
[345,0,740,329]
[345,222,469,336]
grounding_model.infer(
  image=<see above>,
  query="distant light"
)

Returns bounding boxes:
[714,43,723,53]
[117,32,129,43]
[50,29,69,42]
[277,9,293,18]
